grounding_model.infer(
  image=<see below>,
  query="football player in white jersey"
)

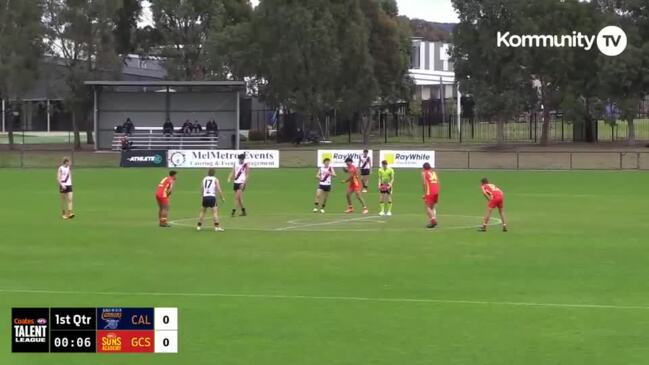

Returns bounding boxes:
[228,153,250,217]
[197,169,226,231]
[313,157,336,213]
[358,149,371,192]
[57,157,75,219]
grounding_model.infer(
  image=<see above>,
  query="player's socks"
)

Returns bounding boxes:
[379,203,385,212]
[231,209,236,217]
[386,202,392,213]
[240,208,247,216]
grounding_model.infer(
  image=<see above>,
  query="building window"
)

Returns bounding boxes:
[411,44,420,69]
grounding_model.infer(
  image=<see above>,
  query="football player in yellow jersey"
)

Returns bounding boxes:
[377,160,395,216]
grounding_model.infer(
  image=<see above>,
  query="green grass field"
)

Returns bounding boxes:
[2,167,649,364]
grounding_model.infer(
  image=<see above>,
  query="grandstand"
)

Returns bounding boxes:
[85,81,245,150]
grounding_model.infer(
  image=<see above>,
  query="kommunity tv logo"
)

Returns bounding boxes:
[497,26,627,56]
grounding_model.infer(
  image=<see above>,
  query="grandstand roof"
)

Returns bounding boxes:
[84,80,245,89]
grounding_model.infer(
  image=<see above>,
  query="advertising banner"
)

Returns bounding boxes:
[120,150,168,168]
[379,150,435,168]
[167,150,280,168]
[316,149,373,167]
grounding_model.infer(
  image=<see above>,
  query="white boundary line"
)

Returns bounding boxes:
[274,215,382,231]
[0,288,647,310]
[169,214,501,232]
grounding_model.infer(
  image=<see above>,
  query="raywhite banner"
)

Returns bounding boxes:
[167,150,280,168]
[379,150,435,168]
[316,149,373,167]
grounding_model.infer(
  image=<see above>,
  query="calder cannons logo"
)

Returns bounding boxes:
[100,308,123,330]
[497,26,627,56]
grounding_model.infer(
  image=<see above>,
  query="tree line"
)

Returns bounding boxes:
[452,0,649,145]
[0,0,416,149]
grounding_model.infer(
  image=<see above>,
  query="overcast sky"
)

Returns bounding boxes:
[141,0,458,25]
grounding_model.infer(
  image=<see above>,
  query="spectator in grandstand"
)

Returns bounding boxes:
[206,120,218,137]
[193,121,202,134]
[182,120,193,135]
[123,118,135,135]
[163,119,174,137]
[114,124,124,133]
[120,135,132,151]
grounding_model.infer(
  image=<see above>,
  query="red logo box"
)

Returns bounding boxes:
[97,330,154,353]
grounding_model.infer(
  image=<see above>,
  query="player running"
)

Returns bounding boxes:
[228,153,249,217]
[155,170,177,227]
[57,157,75,219]
[358,149,372,192]
[377,160,395,216]
[422,163,439,228]
[342,157,368,214]
[313,157,336,213]
[197,169,226,232]
[479,178,508,232]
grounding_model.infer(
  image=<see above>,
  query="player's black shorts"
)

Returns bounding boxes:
[59,185,73,194]
[318,184,331,192]
[360,169,371,176]
[202,196,217,208]
[233,183,245,191]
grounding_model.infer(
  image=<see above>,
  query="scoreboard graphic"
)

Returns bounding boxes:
[12,307,178,353]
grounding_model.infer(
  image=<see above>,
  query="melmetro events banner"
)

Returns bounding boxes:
[167,150,280,168]
[316,150,373,167]
[379,150,435,168]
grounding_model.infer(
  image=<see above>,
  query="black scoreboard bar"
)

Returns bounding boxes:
[11,307,178,353]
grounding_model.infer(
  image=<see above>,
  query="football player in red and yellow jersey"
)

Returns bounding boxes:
[342,157,368,214]
[480,177,508,232]
[421,163,439,228]
[155,170,177,227]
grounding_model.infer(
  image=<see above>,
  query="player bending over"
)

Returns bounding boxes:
[343,157,368,214]
[377,160,395,216]
[479,178,508,232]
[313,158,336,213]
[57,157,75,219]
[156,170,177,227]
[422,163,439,228]
[228,153,250,217]
[358,149,372,192]
[197,169,226,232]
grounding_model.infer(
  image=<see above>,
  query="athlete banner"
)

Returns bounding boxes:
[167,150,280,168]
[379,150,435,168]
[316,150,373,167]
[120,150,168,168]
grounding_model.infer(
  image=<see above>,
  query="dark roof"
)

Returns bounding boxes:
[84,80,245,87]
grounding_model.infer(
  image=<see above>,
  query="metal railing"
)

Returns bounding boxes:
[112,129,219,151]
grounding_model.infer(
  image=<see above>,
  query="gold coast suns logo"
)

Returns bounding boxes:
[100,332,122,352]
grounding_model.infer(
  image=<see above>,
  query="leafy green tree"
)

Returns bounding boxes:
[250,0,341,127]
[44,0,123,149]
[451,0,533,144]
[0,0,44,150]
[598,0,649,145]
[151,0,252,80]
